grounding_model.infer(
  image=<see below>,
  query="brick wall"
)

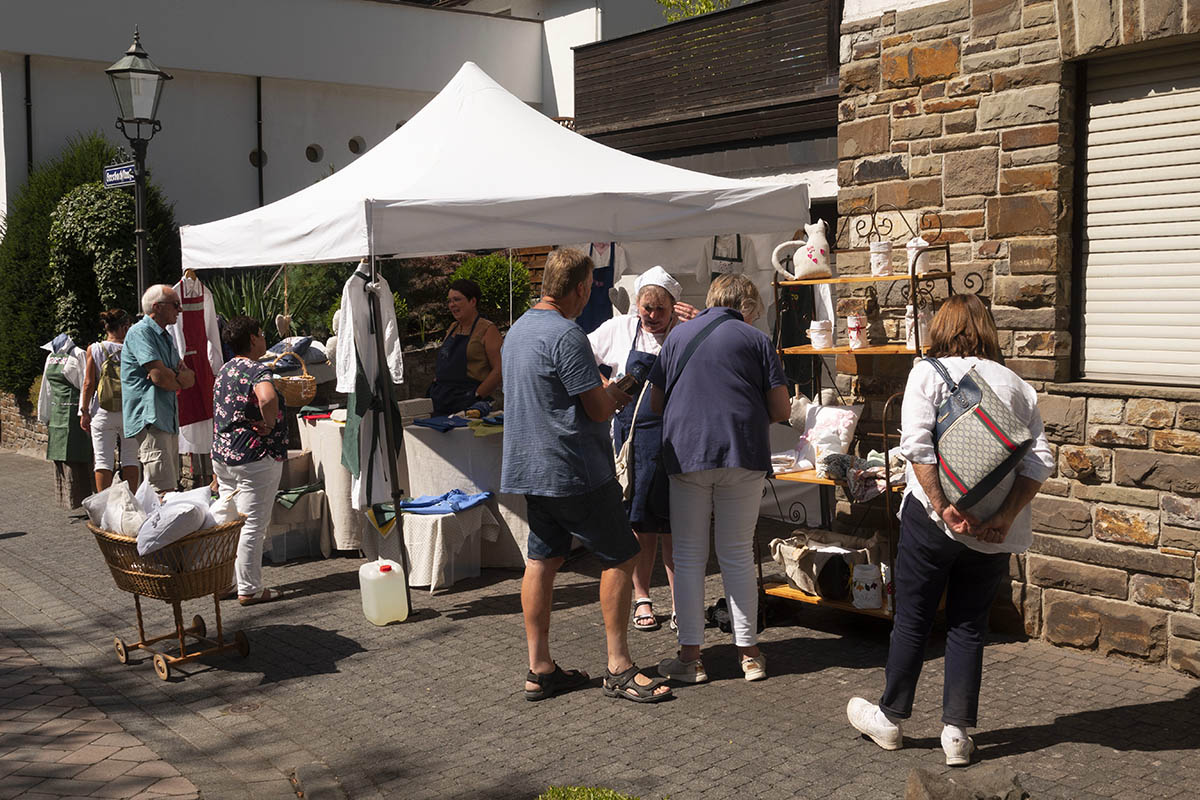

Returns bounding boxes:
[837,0,1200,677]
[0,390,48,456]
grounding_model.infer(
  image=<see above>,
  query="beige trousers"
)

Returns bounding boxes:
[135,425,180,493]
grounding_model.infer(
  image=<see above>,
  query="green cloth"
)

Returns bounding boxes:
[44,353,91,463]
[275,480,325,509]
[120,315,181,438]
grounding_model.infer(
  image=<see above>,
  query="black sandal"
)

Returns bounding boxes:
[524,663,589,702]
[603,665,672,704]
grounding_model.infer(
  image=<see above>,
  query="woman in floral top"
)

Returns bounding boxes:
[212,316,288,605]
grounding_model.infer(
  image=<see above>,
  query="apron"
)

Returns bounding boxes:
[176,281,216,428]
[428,316,481,415]
[612,322,667,529]
[44,352,92,463]
[575,242,615,334]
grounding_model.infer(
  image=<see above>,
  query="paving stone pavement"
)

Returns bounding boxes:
[1,450,1197,799]
[0,630,199,800]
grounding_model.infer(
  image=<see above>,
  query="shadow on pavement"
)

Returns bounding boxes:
[0,530,28,539]
[200,623,368,685]
[978,686,1200,757]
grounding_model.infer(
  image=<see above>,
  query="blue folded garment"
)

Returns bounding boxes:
[397,489,493,515]
[412,416,471,432]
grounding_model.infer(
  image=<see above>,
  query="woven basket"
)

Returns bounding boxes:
[88,516,245,603]
[268,351,316,407]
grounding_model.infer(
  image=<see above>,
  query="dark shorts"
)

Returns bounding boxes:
[525,479,641,565]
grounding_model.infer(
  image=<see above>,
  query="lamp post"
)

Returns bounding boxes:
[106,28,171,300]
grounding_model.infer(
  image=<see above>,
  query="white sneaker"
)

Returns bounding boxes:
[942,732,975,767]
[846,697,903,751]
[657,654,708,683]
[741,654,767,682]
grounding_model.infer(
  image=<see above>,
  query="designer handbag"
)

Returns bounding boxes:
[924,356,1034,513]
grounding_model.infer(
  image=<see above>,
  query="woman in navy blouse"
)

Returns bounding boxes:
[648,274,791,685]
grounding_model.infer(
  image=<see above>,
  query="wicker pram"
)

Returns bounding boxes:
[89,516,250,681]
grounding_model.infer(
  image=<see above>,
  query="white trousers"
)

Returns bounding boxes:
[214,458,283,596]
[669,467,765,648]
[89,409,139,472]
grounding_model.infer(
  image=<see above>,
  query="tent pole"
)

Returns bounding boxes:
[367,213,413,613]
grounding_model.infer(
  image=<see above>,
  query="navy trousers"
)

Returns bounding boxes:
[879,497,1011,727]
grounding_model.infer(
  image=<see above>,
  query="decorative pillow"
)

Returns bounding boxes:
[82,486,115,526]
[162,486,217,531]
[137,504,207,556]
[210,491,241,526]
[795,404,863,467]
[99,483,147,536]
[135,478,161,516]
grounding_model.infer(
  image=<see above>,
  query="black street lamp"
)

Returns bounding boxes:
[106,28,172,300]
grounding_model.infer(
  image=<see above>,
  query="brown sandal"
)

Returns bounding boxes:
[238,588,278,606]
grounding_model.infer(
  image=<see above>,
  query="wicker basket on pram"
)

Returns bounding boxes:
[88,516,250,680]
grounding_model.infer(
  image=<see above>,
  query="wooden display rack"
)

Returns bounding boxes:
[764,205,971,620]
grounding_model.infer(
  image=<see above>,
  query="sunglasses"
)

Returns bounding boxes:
[156,300,183,310]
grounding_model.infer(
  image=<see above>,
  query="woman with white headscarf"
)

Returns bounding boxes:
[588,266,694,632]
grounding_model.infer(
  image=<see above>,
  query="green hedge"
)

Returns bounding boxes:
[0,132,178,394]
[452,252,531,324]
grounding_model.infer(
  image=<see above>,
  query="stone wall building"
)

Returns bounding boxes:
[835,0,1200,676]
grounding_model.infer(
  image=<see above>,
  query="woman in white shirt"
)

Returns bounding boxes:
[588,267,694,632]
[79,309,140,491]
[847,294,1054,768]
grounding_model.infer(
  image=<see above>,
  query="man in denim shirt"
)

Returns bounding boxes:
[502,248,671,704]
[122,285,195,491]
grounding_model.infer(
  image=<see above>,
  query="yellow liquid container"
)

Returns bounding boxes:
[359,559,409,625]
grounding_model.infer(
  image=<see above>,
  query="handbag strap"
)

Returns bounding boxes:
[921,355,959,393]
[621,380,652,454]
[664,313,734,405]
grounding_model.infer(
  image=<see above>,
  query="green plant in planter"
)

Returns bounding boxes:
[207,270,319,347]
[452,253,531,325]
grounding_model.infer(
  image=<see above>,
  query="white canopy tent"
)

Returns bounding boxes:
[180,61,810,271]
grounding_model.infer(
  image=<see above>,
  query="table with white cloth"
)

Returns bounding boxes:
[298,416,401,553]
[401,425,528,569]
[362,504,501,592]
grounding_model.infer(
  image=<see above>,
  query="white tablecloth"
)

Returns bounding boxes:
[298,417,410,552]
[361,504,500,592]
[402,425,528,568]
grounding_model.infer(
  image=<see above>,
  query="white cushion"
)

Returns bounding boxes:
[137,504,207,556]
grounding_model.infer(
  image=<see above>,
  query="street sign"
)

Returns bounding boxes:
[103,161,137,189]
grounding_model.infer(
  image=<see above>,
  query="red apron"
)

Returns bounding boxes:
[177,282,216,427]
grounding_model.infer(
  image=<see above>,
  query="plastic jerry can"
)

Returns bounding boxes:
[359,559,409,625]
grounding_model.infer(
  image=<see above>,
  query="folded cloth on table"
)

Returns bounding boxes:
[276,480,325,509]
[299,403,338,416]
[413,416,471,433]
[467,419,504,438]
[398,489,493,515]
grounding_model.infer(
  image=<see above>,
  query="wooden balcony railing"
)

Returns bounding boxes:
[574,0,839,155]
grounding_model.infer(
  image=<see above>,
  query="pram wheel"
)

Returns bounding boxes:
[113,637,128,664]
[153,653,171,681]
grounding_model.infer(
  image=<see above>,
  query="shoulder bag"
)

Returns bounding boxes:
[646,313,735,518]
[923,356,1034,513]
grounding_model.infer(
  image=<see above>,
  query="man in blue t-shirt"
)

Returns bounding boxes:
[502,248,671,704]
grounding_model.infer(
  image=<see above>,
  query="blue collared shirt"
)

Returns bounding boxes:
[121,315,181,438]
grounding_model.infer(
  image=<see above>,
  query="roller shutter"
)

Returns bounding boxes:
[1082,46,1200,386]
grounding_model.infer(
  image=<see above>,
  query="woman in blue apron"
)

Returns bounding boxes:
[427,279,503,416]
[588,267,694,632]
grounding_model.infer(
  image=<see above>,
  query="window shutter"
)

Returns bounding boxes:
[1083,46,1200,385]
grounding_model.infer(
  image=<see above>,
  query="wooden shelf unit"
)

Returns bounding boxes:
[772,468,904,492]
[778,268,952,288]
[782,343,926,356]
[763,581,893,619]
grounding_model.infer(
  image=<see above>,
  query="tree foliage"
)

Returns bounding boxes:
[0,132,179,394]
[452,253,531,326]
[655,0,743,22]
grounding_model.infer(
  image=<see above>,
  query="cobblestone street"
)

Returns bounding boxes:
[2,451,1197,799]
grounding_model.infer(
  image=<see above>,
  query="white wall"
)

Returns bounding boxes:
[0,0,542,99]
[0,0,545,227]
[843,0,940,21]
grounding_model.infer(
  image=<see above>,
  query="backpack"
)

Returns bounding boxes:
[96,345,123,412]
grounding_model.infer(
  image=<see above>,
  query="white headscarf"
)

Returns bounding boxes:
[633,266,681,303]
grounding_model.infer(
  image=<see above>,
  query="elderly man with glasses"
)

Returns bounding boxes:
[121,284,196,492]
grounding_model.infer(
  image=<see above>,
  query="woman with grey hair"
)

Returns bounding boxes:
[588,266,689,632]
[649,273,790,683]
